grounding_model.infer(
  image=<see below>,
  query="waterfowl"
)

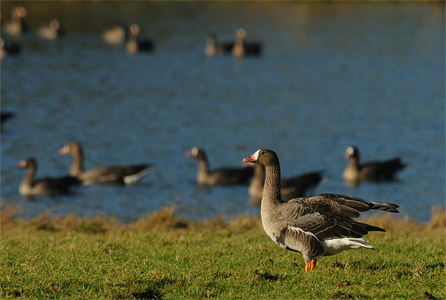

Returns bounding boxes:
[38,19,61,40]
[4,6,28,37]
[248,163,324,202]
[232,28,262,58]
[126,24,154,54]
[243,149,399,272]
[186,147,253,185]
[204,32,233,57]
[0,38,21,59]
[58,141,152,185]
[343,146,406,183]
[102,24,128,45]
[17,158,80,196]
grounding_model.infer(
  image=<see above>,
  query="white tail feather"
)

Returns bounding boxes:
[321,238,374,256]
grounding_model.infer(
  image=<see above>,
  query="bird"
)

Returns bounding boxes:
[204,32,233,57]
[186,147,253,185]
[58,141,152,185]
[232,28,262,58]
[0,38,21,59]
[247,163,325,203]
[243,149,399,272]
[343,146,406,184]
[126,24,154,54]
[38,19,62,40]
[4,6,28,37]
[102,24,128,45]
[17,158,80,196]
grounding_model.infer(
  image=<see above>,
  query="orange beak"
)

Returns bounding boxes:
[58,145,69,155]
[242,155,257,164]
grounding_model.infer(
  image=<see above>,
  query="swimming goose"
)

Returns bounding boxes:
[186,147,253,185]
[0,38,21,59]
[126,24,154,54]
[38,19,62,40]
[102,24,128,45]
[243,149,399,272]
[248,163,324,202]
[4,6,28,37]
[232,28,262,58]
[343,146,406,184]
[204,32,233,57]
[58,141,152,185]
[17,158,80,196]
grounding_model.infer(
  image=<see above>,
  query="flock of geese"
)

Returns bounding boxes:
[1,6,262,58]
[4,6,408,272]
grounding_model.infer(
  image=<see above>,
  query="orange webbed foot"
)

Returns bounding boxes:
[305,259,317,272]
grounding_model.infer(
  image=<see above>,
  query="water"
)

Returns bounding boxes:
[1,2,444,223]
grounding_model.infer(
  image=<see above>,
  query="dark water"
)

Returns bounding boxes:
[1,2,444,222]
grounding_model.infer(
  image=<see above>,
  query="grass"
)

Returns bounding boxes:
[1,205,445,299]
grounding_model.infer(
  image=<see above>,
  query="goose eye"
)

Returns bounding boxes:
[261,151,265,155]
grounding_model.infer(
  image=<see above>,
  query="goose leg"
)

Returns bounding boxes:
[305,259,317,272]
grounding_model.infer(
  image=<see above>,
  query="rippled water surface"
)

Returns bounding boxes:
[1,2,444,222]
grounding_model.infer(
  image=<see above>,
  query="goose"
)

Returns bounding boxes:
[204,32,233,57]
[247,163,324,202]
[38,19,62,40]
[186,147,253,185]
[102,24,127,45]
[0,38,21,59]
[232,28,262,58]
[243,149,399,272]
[343,146,406,184]
[17,158,80,196]
[126,24,154,54]
[4,6,28,37]
[58,141,152,185]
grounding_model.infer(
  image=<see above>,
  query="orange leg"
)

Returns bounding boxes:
[305,259,317,272]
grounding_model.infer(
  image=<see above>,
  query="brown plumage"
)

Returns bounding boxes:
[232,28,262,58]
[59,141,152,185]
[343,146,406,184]
[204,32,234,57]
[243,149,399,272]
[126,24,154,54]
[248,163,325,203]
[17,158,80,196]
[186,147,253,185]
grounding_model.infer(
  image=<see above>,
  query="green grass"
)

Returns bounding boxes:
[1,206,445,299]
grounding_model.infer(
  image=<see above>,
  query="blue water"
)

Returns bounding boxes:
[1,2,444,222]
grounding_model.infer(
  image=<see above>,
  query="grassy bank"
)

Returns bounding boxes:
[1,205,445,299]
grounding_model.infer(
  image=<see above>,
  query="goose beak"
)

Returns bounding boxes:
[59,145,69,155]
[16,160,26,168]
[242,155,257,164]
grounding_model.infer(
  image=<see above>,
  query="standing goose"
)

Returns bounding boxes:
[126,24,154,54]
[232,28,262,58]
[186,147,253,185]
[343,146,406,184]
[243,149,399,272]
[58,141,152,185]
[17,158,80,196]
[248,163,325,202]
[204,32,233,57]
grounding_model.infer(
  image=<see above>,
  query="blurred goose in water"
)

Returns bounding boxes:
[243,149,399,272]
[342,146,406,185]
[126,24,154,54]
[0,38,21,59]
[204,32,233,57]
[232,28,262,58]
[17,158,80,196]
[186,147,253,185]
[38,19,62,40]
[247,163,325,204]
[59,141,153,185]
[102,24,128,45]
[4,6,28,37]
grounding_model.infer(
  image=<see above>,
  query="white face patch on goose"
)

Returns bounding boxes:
[346,146,354,156]
[253,149,260,160]
[191,147,199,156]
